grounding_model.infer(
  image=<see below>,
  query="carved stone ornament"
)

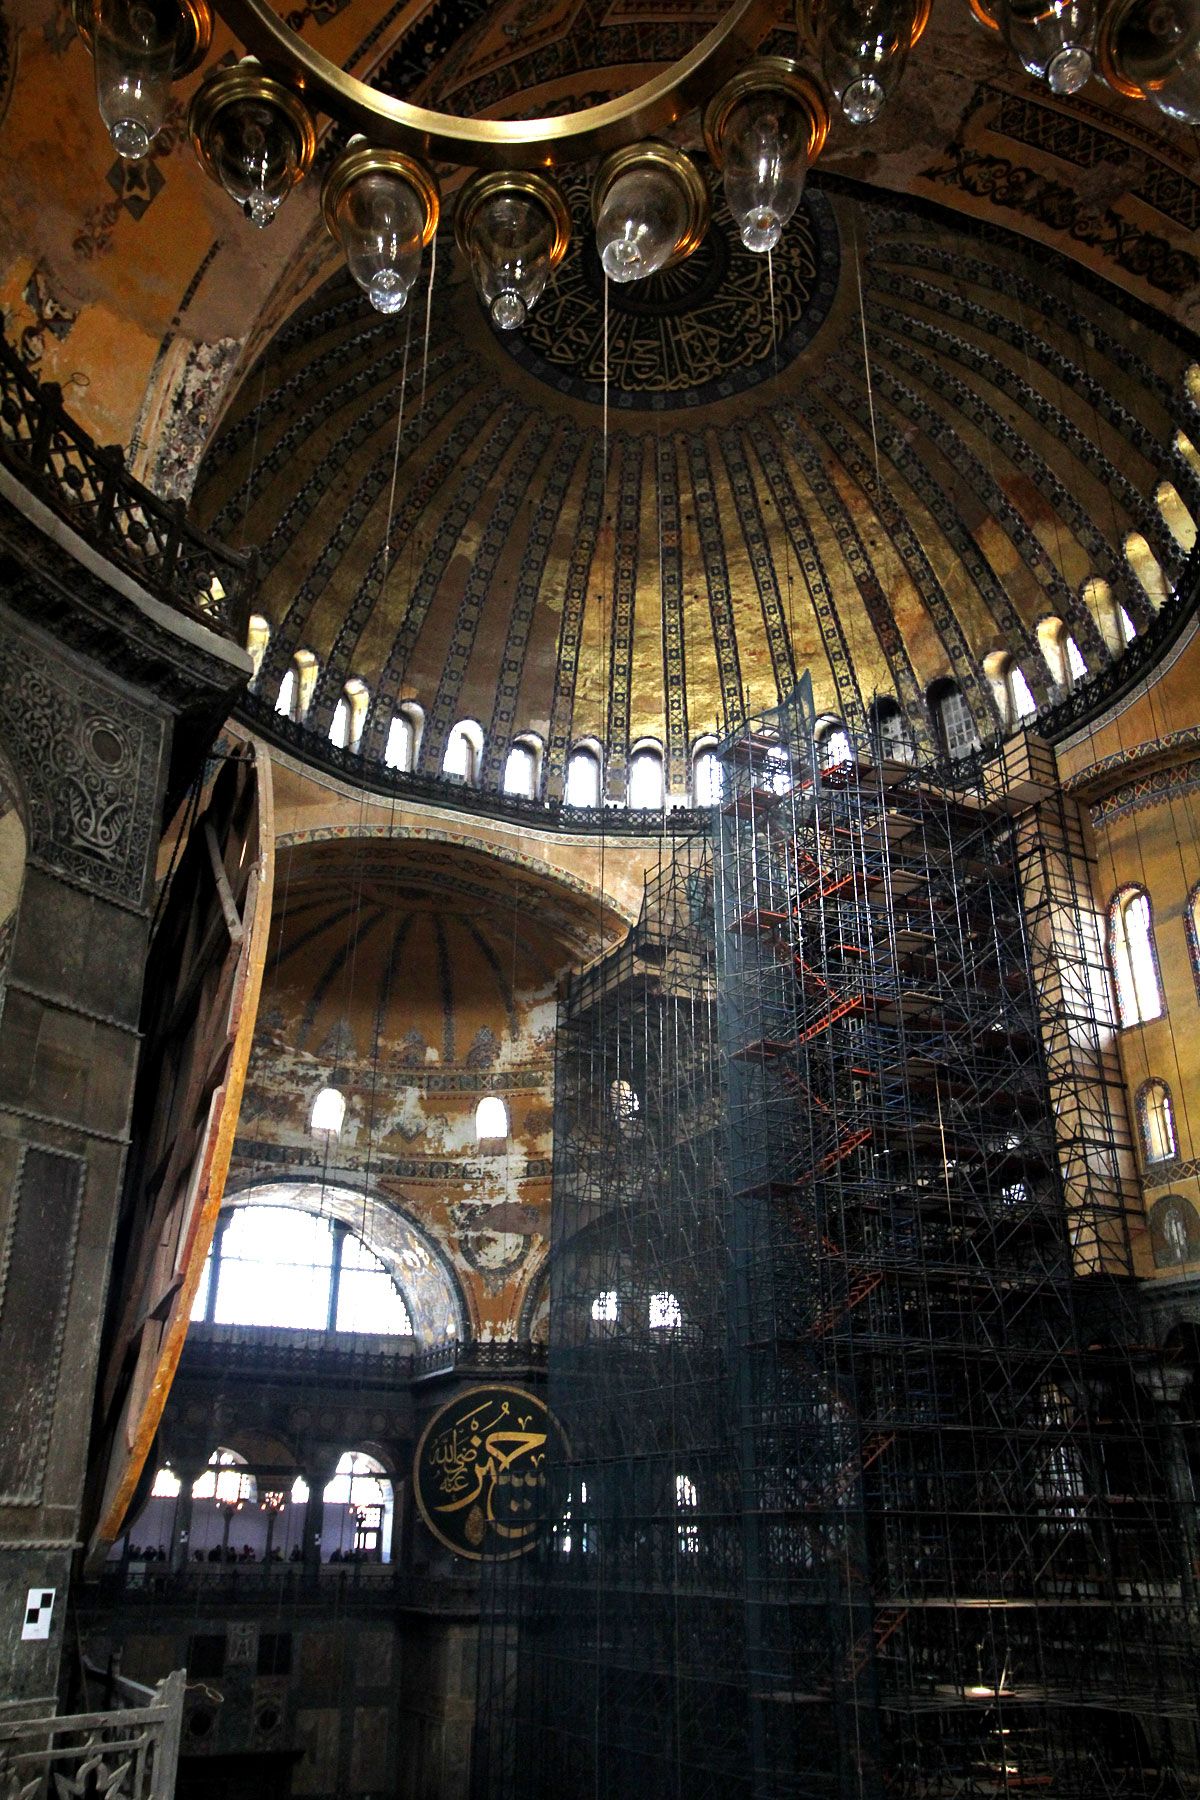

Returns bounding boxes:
[0,619,161,907]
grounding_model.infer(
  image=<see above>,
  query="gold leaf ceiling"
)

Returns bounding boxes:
[2,0,1199,788]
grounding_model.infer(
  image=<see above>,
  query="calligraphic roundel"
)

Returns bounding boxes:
[413,1385,568,1560]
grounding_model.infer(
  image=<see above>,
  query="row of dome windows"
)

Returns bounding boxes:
[311,1085,510,1144]
[246,497,1189,801]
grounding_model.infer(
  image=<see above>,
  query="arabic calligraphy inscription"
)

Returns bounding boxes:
[413,1384,568,1559]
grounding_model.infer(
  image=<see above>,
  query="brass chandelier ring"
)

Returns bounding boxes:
[215,0,780,168]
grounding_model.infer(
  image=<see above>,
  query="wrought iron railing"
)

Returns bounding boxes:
[179,1322,546,1384]
[236,689,712,834]
[0,1668,184,1799]
[0,334,250,643]
[94,1563,480,1613]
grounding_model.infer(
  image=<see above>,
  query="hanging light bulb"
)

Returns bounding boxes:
[703,61,829,255]
[1099,0,1200,120]
[73,0,210,161]
[454,171,571,330]
[189,61,315,229]
[322,143,439,315]
[591,144,709,284]
[994,0,1097,92]
[805,0,930,124]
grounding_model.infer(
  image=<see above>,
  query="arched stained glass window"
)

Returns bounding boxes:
[1138,1079,1177,1165]
[1184,883,1200,1001]
[1108,886,1164,1027]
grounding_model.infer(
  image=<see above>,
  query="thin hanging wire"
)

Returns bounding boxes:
[419,233,438,438]
[380,306,413,588]
[239,353,269,549]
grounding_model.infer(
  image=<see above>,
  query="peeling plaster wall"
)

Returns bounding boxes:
[227,833,597,1341]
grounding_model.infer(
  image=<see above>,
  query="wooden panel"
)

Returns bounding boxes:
[82,740,274,1564]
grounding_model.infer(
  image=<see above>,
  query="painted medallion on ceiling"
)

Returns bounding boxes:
[498,170,839,410]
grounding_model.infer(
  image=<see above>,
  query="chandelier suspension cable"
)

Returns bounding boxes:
[239,352,269,549]
[418,235,437,438]
[380,304,412,589]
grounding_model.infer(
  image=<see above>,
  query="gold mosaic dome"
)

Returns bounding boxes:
[191,173,1198,795]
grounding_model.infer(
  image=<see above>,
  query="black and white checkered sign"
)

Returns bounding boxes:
[21,1589,54,1641]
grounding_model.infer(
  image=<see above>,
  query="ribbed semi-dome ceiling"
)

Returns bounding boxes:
[258,839,619,1063]
[192,181,1198,795]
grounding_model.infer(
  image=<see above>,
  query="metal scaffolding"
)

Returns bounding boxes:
[473,684,1199,1800]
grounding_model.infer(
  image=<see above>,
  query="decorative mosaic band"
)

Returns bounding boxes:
[606,432,644,792]
[656,433,689,797]
[544,436,610,802]
[482,422,584,792]
[771,403,925,741]
[686,432,744,733]
[421,413,558,773]
[366,400,527,761]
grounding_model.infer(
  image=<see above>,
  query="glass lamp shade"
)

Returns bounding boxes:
[1102,0,1200,120]
[819,0,923,122]
[720,91,810,253]
[594,164,690,283]
[996,0,1096,91]
[336,169,426,313]
[208,94,304,227]
[464,190,559,330]
[90,0,179,160]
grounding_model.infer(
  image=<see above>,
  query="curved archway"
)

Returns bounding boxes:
[212,1180,469,1346]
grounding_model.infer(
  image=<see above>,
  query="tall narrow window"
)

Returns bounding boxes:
[1108,886,1164,1027]
[1126,533,1171,611]
[385,714,414,771]
[692,741,721,807]
[929,682,979,759]
[1138,1079,1177,1165]
[276,651,319,722]
[444,721,483,785]
[1157,480,1197,553]
[815,717,852,771]
[503,739,540,799]
[565,746,602,808]
[1037,619,1086,693]
[247,615,270,683]
[984,653,1037,728]
[870,697,913,763]
[1186,883,1200,998]
[329,680,369,752]
[628,744,664,810]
